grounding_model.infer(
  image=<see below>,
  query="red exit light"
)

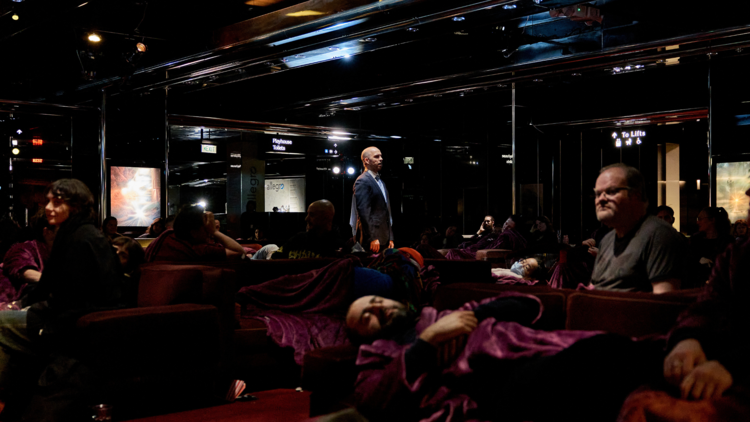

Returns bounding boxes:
[32,158,43,163]
[32,138,43,146]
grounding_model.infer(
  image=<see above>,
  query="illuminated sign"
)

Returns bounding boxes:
[613,130,645,148]
[272,138,293,151]
[32,158,43,163]
[201,144,217,154]
[502,154,513,164]
[32,138,43,146]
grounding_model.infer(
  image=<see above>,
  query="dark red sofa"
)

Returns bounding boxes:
[301,283,701,416]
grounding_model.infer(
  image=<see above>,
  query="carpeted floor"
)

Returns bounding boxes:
[125,389,311,422]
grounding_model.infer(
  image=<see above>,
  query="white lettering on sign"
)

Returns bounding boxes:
[502,154,513,158]
[613,130,646,148]
[230,153,241,158]
[201,144,217,154]
[272,138,292,152]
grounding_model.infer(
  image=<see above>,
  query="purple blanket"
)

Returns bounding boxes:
[0,239,50,303]
[236,257,358,314]
[353,293,600,421]
[244,308,349,365]
[493,274,540,286]
[548,249,591,289]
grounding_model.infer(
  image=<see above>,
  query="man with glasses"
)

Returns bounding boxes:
[590,164,686,293]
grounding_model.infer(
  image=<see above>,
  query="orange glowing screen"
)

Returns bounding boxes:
[32,158,43,163]
[32,138,43,146]
[111,167,161,226]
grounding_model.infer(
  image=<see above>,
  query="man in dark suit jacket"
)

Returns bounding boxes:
[351,147,394,253]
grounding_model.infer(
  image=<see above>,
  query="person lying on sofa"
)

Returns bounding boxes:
[491,257,547,285]
[445,215,527,260]
[346,292,664,421]
[144,205,245,262]
[251,200,344,260]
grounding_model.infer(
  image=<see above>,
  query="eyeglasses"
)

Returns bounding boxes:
[593,186,630,199]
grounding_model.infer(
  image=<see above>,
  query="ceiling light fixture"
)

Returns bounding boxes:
[11,148,19,155]
[360,37,377,43]
[88,33,101,42]
[391,136,402,139]
[503,4,517,9]
[328,136,351,141]
[406,27,419,32]
[332,166,341,174]
[347,167,355,175]
[11,14,19,20]
[452,16,465,22]
[136,42,147,53]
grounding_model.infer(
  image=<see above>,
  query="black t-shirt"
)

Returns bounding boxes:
[272,230,344,259]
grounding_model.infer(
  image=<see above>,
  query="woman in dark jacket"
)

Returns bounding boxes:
[687,207,734,288]
[0,179,125,410]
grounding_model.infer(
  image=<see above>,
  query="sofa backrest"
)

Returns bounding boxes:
[139,264,237,337]
[423,259,493,284]
[433,283,569,331]
[565,289,698,337]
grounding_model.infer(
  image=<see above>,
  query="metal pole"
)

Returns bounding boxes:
[708,63,714,206]
[580,132,583,242]
[536,138,540,216]
[99,88,107,224]
[164,81,170,217]
[512,83,517,214]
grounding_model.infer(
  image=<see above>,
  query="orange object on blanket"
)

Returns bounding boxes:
[397,247,424,268]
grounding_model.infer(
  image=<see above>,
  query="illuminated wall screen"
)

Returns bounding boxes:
[111,167,161,226]
[716,161,750,224]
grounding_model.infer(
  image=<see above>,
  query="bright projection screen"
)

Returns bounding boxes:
[265,178,306,212]
[111,166,161,226]
[716,161,750,224]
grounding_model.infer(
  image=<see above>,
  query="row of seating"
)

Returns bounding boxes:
[79,255,700,419]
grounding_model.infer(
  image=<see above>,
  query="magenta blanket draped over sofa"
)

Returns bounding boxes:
[353,294,600,421]
[237,257,359,364]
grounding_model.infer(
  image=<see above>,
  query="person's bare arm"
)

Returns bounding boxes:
[652,278,680,294]
[22,269,42,283]
[419,311,478,346]
[203,212,245,259]
[214,231,246,258]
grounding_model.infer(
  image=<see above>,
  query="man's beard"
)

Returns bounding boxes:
[378,307,418,342]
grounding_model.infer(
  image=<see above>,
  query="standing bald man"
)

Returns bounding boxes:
[351,147,394,253]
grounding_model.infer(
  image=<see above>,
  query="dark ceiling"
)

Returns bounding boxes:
[3,0,750,127]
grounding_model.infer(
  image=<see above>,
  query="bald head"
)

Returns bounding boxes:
[306,199,335,233]
[361,147,383,173]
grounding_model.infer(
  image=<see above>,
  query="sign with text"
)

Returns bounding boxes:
[272,138,293,151]
[265,178,306,212]
[201,144,217,154]
[613,130,645,148]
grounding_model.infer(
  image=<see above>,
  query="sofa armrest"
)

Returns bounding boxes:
[302,344,360,417]
[76,304,222,375]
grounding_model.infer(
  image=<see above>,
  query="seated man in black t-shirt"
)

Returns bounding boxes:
[271,199,344,259]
